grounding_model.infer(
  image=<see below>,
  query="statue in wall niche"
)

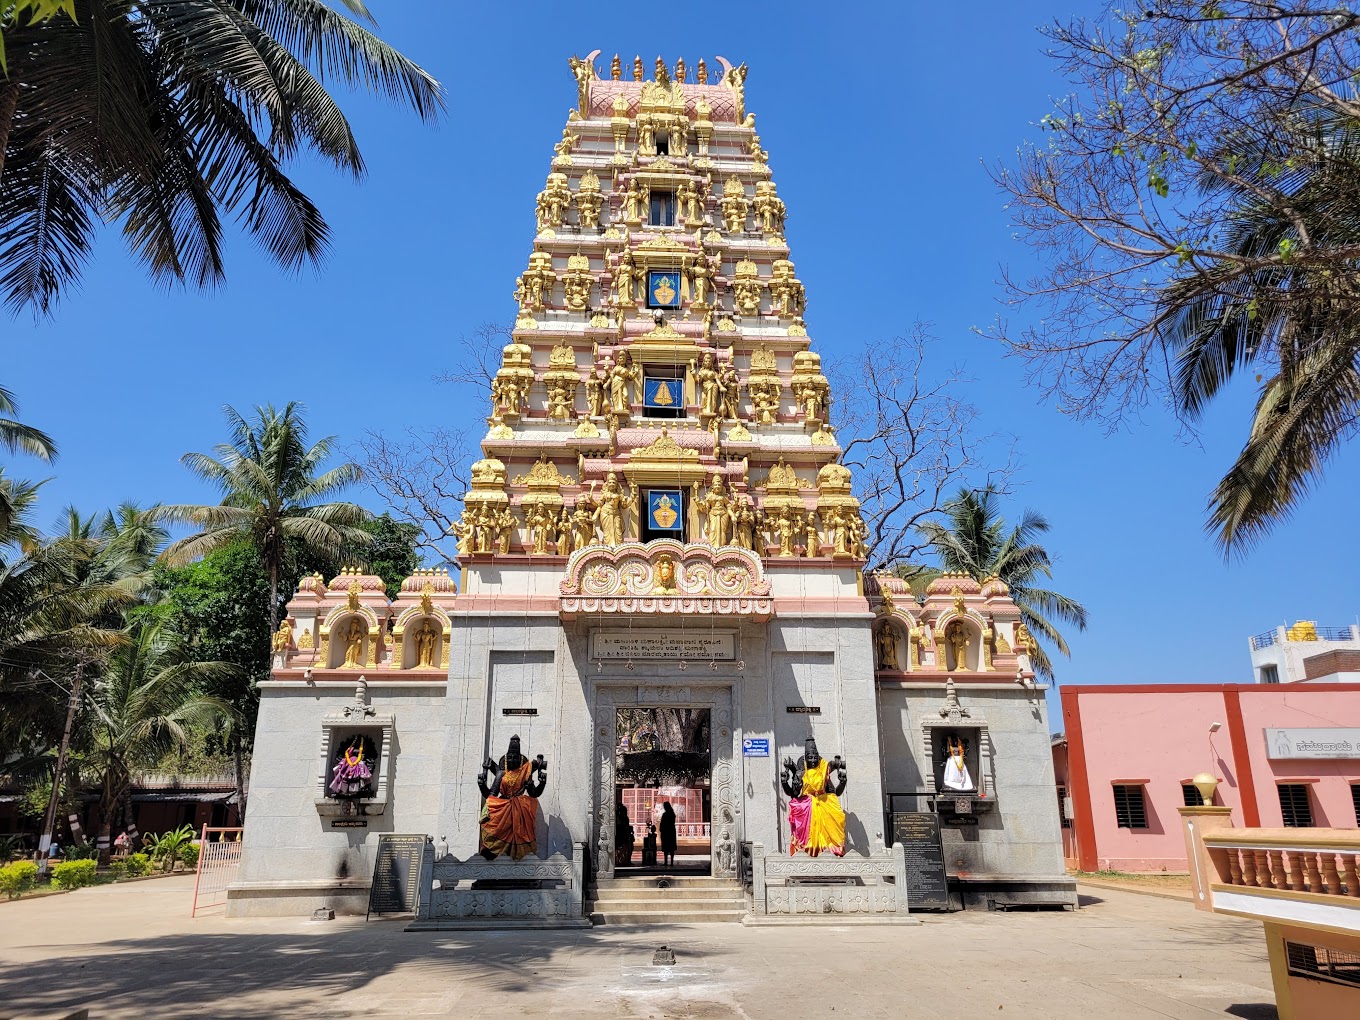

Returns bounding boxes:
[329,734,376,798]
[941,735,974,792]
[947,620,969,672]
[556,507,574,556]
[341,617,365,668]
[477,735,548,860]
[733,498,756,551]
[691,351,722,417]
[780,737,847,857]
[595,472,628,545]
[414,619,439,668]
[875,622,900,671]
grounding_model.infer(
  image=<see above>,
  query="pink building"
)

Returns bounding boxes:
[1057,683,1360,872]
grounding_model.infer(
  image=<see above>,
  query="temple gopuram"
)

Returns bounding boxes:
[228,53,1076,923]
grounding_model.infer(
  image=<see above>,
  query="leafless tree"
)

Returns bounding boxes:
[354,324,509,563]
[992,2,1360,428]
[835,325,1019,572]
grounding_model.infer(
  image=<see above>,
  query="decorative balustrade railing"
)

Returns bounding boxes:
[1203,829,1360,900]
[629,822,710,840]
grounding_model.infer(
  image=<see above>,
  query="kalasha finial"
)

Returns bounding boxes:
[611,53,621,80]
[632,55,643,81]
[697,58,708,84]
[675,57,686,82]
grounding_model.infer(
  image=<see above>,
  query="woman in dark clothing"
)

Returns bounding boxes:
[659,801,677,869]
[616,804,635,867]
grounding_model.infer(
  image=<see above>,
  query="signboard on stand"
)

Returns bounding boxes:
[366,834,429,918]
[892,812,950,910]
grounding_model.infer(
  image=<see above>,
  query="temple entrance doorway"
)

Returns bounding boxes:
[592,685,737,881]
[614,707,711,875]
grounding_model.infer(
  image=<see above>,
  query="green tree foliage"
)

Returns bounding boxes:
[995,2,1360,554]
[0,0,443,316]
[158,402,371,632]
[352,514,420,599]
[917,487,1088,682]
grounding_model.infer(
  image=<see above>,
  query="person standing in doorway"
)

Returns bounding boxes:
[659,802,677,869]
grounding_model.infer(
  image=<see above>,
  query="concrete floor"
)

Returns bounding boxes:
[0,875,1277,1020]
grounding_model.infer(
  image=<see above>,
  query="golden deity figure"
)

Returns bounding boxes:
[719,361,741,420]
[768,259,806,319]
[594,472,628,546]
[678,179,702,226]
[271,618,293,654]
[876,622,900,671]
[567,54,594,117]
[947,620,970,672]
[687,243,716,310]
[528,504,553,555]
[826,507,851,558]
[610,94,630,155]
[575,170,604,227]
[612,250,638,307]
[652,553,678,595]
[415,619,440,668]
[692,474,736,547]
[772,508,798,558]
[749,133,769,173]
[690,351,722,417]
[732,258,763,314]
[732,498,756,550]
[981,617,995,671]
[341,617,365,669]
[720,178,749,233]
[908,618,924,668]
[572,494,598,549]
[623,179,646,227]
[725,61,749,122]
[1015,621,1035,658]
[804,512,821,558]
[849,511,867,559]
[607,350,641,414]
[585,364,607,417]
[748,379,781,424]
[556,507,573,556]
[496,507,515,554]
[536,172,572,232]
[752,181,787,235]
[552,128,578,166]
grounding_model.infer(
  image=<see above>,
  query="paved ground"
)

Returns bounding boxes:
[0,876,1277,1020]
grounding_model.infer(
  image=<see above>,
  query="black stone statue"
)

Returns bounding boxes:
[780,736,847,798]
[476,735,548,860]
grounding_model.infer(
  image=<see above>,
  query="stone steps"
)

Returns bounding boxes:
[587,876,747,925]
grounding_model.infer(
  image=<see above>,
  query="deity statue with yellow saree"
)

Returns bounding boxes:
[780,737,847,857]
[476,735,548,860]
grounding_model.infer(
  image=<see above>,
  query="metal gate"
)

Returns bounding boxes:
[190,826,244,916]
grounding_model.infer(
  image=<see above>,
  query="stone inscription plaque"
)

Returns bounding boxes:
[366,834,427,917]
[591,629,735,661]
[893,812,950,911]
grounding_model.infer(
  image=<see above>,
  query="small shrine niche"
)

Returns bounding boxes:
[920,680,994,817]
[873,617,906,672]
[316,677,395,817]
[941,617,980,672]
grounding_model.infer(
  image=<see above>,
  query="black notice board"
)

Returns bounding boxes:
[367,834,428,918]
[893,812,950,910]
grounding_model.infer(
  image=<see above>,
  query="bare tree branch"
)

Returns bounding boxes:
[352,427,471,565]
[834,325,1019,572]
[435,322,511,392]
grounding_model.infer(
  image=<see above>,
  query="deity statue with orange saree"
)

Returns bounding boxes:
[781,737,847,857]
[477,735,548,860]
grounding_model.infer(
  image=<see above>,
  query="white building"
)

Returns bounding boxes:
[1249,621,1360,684]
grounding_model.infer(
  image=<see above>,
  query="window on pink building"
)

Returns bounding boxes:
[1351,784,1360,827]
[1112,785,1148,829]
[1182,784,1204,807]
[1278,784,1313,827]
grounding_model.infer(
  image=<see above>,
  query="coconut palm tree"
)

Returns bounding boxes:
[83,613,239,860]
[918,486,1088,681]
[157,402,370,631]
[1164,115,1360,556]
[0,383,55,460]
[0,0,443,315]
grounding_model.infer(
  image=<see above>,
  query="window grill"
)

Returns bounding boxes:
[1278,784,1313,827]
[1259,664,1279,684]
[1112,785,1147,829]
[1351,784,1360,827]
[1057,786,1070,829]
[1182,784,1204,807]
[1286,941,1360,988]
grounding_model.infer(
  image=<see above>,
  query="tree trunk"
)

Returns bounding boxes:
[268,556,280,633]
[232,731,248,823]
[36,663,84,864]
[0,80,18,187]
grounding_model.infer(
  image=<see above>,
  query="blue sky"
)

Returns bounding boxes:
[5,1,1358,705]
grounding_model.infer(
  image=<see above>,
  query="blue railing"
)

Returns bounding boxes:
[1251,630,1277,650]
[1317,626,1356,641]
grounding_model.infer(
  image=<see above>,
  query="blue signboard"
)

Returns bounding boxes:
[646,489,683,531]
[648,270,681,308]
[643,377,681,409]
[742,738,770,757]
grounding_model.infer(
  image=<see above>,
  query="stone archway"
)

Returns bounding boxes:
[593,684,736,879]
